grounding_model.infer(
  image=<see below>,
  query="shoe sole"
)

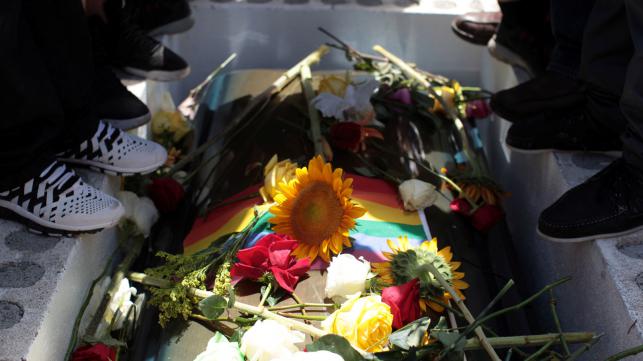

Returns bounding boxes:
[60,157,166,177]
[123,65,191,82]
[506,143,622,157]
[488,35,534,77]
[103,111,152,131]
[0,200,119,237]
[450,21,491,46]
[537,224,643,243]
[148,16,195,37]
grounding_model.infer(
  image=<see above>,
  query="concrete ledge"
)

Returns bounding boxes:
[480,56,643,359]
[0,171,120,361]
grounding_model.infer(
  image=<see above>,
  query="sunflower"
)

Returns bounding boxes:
[269,155,366,262]
[372,236,468,313]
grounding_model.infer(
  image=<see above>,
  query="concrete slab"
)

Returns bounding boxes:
[0,170,120,361]
[479,55,643,359]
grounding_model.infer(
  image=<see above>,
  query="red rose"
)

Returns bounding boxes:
[71,343,117,361]
[146,177,185,213]
[330,122,363,152]
[449,198,472,215]
[471,204,504,232]
[231,234,310,293]
[465,99,492,119]
[382,279,421,329]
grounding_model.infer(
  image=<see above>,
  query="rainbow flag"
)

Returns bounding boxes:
[183,174,431,266]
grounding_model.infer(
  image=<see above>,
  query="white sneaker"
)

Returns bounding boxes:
[0,162,124,236]
[58,121,167,176]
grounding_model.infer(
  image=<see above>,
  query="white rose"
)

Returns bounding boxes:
[398,179,438,211]
[273,351,345,361]
[240,320,305,361]
[116,191,139,220]
[116,192,159,236]
[194,332,243,361]
[325,254,371,304]
[133,196,159,236]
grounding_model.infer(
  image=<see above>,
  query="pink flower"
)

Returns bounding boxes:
[450,198,472,215]
[465,99,492,119]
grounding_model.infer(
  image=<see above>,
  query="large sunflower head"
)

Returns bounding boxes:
[372,236,468,313]
[269,155,366,262]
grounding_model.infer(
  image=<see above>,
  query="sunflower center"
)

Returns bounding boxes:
[390,248,453,296]
[290,181,344,246]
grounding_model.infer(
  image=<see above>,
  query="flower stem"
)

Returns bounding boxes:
[422,260,501,361]
[605,344,643,361]
[300,64,324,158]
[462,333,595,351]
[258,283,272,309]
[268,303,334,311]
[548,289,570,356]
[292,292,307,316]
[276,312,327,321]
[128,272,327,338]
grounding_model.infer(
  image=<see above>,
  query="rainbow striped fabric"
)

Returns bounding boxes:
[183,174,430,267]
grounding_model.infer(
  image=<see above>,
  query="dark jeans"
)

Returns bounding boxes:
[0,0,99,191]
[548,0,597,78]
[581,0,643,168]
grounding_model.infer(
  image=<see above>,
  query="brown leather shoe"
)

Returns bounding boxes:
[451,12,501,46]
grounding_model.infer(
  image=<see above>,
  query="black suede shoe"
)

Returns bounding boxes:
[539,159,643,242]
[95,65,151,130]
[506,109,622,154]
[491,73,585,122]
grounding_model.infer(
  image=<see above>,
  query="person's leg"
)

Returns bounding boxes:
[489,0,592,122]
[0,0,124,235]
[620,0,643,169]
[538,0,643,242]
[0,1,68,190]
[548,0,596,78]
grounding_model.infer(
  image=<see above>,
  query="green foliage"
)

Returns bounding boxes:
[198,295,228,320]
[389,317,431,350]
[307,335,367,361]
[144,210,265,327]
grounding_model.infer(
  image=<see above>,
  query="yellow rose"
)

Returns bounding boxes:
[259,155,298,203]
[322,295,393,353]
[151,111,191,142]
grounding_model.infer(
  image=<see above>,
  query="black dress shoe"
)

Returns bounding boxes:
[539,159,643,242]
[505,109,622,154]
[491,73,585,122]
[451,12,501,46]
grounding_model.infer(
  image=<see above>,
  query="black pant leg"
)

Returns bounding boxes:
[22,0,99,150]
[621,0,643,169]
[0,1,65,190]
[548,0,597,77]
[0,0,99,190]
[579,0,631,137]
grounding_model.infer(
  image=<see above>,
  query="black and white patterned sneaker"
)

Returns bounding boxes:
[58,122,167,176]
[0,162,124,236]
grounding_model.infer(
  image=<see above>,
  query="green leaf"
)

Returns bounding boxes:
[198,295,228,320]
[389,317,430,350]
[307,334,366,361]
